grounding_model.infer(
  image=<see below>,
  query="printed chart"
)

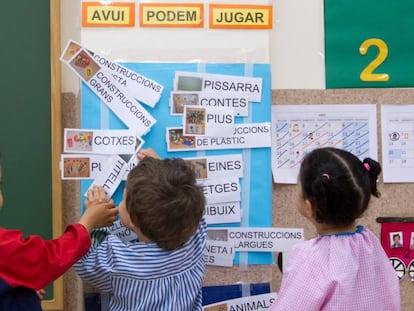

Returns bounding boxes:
[381,105,414,182]
[272,104,378,184]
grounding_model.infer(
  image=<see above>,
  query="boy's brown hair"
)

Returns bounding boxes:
[125,157,205,250]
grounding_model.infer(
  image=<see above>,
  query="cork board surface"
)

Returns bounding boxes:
[61,89,414,310]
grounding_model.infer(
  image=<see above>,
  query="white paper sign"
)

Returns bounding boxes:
[61,40,163,107]
[183,105,235,137]
[204,201,241,225]
[60,154,110,180]
[60,154,139,180]
[207,227,304,252]
[381,104,414,183]
[184,154,243,180]
[202,293,277,311]
[85,155,129,199]
[64,128,137,155]
[205,240,235,267]
[198,178,240,204]
[108,220,138,243]
[167,122,271,152]
[174,71,262,102]
[170,91,249,117]
[63,47,156,135]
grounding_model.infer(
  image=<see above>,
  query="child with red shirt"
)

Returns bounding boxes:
[0,157,118,311]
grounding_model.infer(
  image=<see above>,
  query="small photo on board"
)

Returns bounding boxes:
[167,128,196,150]
[69,49,100,81]
[170,92,199,114]
[65,130,93,152]
[187,158,208,179]
[176,75,203,91]
[61,41,82,62]
[184,106,206,135]
[390,231,403,248]
[207,229,228,242]
[204,304,228,311]
[410,232,414,249]
[63,157,91,178]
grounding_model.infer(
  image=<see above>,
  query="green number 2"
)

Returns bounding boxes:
[359,38,389,82]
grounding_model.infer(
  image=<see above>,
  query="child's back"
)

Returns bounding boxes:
[273,226,399,310]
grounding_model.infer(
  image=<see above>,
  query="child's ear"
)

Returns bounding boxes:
[305,199,315,219]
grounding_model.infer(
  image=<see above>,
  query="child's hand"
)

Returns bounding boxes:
[36,289,46,300]
[137,148,160,161]
[79,186,118,232]
[84,185,108,208]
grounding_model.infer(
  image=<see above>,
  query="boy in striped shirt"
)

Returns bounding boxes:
[75,149,207,311]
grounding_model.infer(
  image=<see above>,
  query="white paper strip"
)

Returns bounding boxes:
[108,219,138,244]
[198,178,240,204]
[167,122,271,152]
[203,293,277,311]
[183,105,235,137]
[205,240,235,267]
[207,227,304,252]
[174,71,262,102]
[204,201,241,225]
[170,91,249,117]
[62,47,156,135]
[64,128,137,154]
[184,154,243,180]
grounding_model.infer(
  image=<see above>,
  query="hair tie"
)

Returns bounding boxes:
[363,163,371,172]
[321,173,330,180]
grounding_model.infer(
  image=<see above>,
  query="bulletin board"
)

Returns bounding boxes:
[57,1,414,310]
[0,0,63,309]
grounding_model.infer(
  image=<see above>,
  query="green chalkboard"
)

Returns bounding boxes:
[0,1,62,307]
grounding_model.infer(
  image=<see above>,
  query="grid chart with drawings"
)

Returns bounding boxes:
[271,105,377,184]
[381,105,414,183]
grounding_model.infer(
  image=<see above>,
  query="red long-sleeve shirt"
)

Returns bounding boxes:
[0,223,91,310]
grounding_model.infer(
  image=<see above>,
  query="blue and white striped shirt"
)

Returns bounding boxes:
[74,218,207,311]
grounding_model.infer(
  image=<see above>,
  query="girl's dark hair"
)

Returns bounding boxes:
[299,147,381,226]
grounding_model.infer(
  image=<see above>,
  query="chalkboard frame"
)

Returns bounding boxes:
[42,0,63,309]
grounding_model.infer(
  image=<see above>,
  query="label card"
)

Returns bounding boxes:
[108,219,138,243]
[174,71,262,102]
[61,46,156,135]
[198,178,240,204]
[204,201,242,225]
[184,154,243,180]
[205,240,235,267]
[207,227,304,252]
[203,293,277,311]
[61,40,163,107]
[64,128,137,154]
[183,105,234,137]
[170,91,249,117]
[167,122,271,152]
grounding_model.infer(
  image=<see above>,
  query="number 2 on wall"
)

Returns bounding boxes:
[359,38,389,82]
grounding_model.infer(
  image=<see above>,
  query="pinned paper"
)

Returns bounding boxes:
[174,71,262,102]
[108,220,138,244]
[183,105,234,137]
[61,47,156,135]
[205,240,235,267]
[85,155,129,200]
[204,201,241,224]
[184,154,243,180]
[64,128,138,154]
[61,154,140,180]
[207,227,304,252]
[203,293,277,311]
[167,122,271,151]
[170,91,249,117]
[198,178,240,204]
[61,40,163,107]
